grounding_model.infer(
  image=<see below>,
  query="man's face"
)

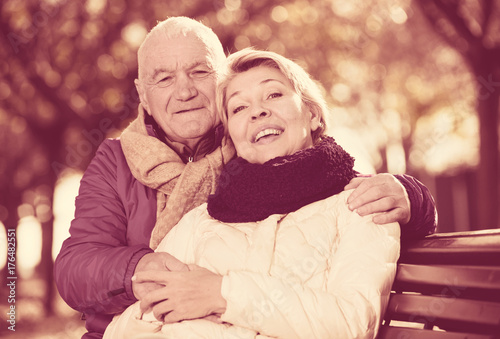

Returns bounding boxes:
[136,33,220,149]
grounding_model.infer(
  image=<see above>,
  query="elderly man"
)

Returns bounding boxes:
[54,17,436,339]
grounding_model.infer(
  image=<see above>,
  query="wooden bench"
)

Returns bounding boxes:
[377,229,500,339]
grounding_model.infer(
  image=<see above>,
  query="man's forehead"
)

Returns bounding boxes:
[140,35,214,75]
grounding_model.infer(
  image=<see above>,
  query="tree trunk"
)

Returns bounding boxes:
[34,175,57,315]
[39,213,55,315]
[1,201,20,300]
[475,70,500,229]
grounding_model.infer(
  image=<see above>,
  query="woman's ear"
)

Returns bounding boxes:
[307,104,322,132]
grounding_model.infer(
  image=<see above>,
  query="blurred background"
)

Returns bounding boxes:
[0,0,499,337]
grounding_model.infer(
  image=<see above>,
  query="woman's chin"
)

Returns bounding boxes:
[247,152,285,164]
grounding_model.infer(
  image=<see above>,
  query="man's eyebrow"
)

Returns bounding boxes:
[227,78,284,103]
[188,61,210,69]
[150,62,212,81]
[150,68,172,81]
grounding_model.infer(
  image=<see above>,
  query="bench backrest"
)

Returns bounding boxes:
[377,229,500,339]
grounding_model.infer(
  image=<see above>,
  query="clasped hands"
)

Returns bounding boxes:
[131,174,410,324]
[132,252,226,324]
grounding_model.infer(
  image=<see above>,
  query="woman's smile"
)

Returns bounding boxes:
[252,126,284,143]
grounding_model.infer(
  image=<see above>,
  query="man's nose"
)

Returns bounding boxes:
[174,74,197,101]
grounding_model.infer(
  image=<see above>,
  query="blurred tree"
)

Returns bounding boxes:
[416,0,500,229]
[0,0,491,323]
[0,0,227,315]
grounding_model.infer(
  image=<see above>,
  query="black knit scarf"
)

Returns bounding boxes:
[207,136,356,222]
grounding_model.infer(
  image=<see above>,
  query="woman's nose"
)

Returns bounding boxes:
[251,110,270,121]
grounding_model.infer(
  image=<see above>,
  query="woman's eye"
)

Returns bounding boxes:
[268,92,282,99]
[232,106,246,114]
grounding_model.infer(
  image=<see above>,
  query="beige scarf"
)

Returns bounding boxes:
[120,105,235,249]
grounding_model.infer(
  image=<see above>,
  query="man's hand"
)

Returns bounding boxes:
[134,265,226,323]
[132,252,189,300]
[345,173,411,225]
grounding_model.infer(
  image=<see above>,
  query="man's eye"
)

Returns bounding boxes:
[232,106,246,114]
[157,76,173,86]
[192,69,211,77]
[268,92,282,99]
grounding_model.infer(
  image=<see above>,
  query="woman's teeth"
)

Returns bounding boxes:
[255,129,282,142]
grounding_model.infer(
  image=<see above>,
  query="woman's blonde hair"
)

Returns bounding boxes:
[217,48,328,143]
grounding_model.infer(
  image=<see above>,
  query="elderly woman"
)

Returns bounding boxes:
[104,48,400,339]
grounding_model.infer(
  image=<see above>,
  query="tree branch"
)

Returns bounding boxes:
[416,0,486,68]
[481,0,495,42]
[417,1,464,48]
[434,0,477,42]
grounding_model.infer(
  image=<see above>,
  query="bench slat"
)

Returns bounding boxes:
[377,325,497,339]
[380,230,500,338]
[393,264,500,302]
[385,293,500,332]
[400,230,500,265]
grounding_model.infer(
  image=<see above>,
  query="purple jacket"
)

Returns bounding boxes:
[54,138,437,339]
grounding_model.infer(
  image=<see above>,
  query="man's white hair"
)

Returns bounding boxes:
[137,16,226,80]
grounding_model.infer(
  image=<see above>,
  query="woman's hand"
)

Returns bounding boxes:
[345,173,411,225]
[132,265,226,323]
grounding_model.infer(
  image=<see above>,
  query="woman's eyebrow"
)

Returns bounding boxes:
[227,78,284,102]
[227,90,241,103]
[260,78,284,85]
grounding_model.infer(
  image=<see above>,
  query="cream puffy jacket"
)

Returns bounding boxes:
[104,190,400,339]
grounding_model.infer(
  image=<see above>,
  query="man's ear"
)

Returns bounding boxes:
[134,79,150,113]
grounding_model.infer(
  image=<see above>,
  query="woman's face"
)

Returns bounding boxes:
[226,65,320,164]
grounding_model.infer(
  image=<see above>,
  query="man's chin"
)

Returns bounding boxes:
[176,127,215,145]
